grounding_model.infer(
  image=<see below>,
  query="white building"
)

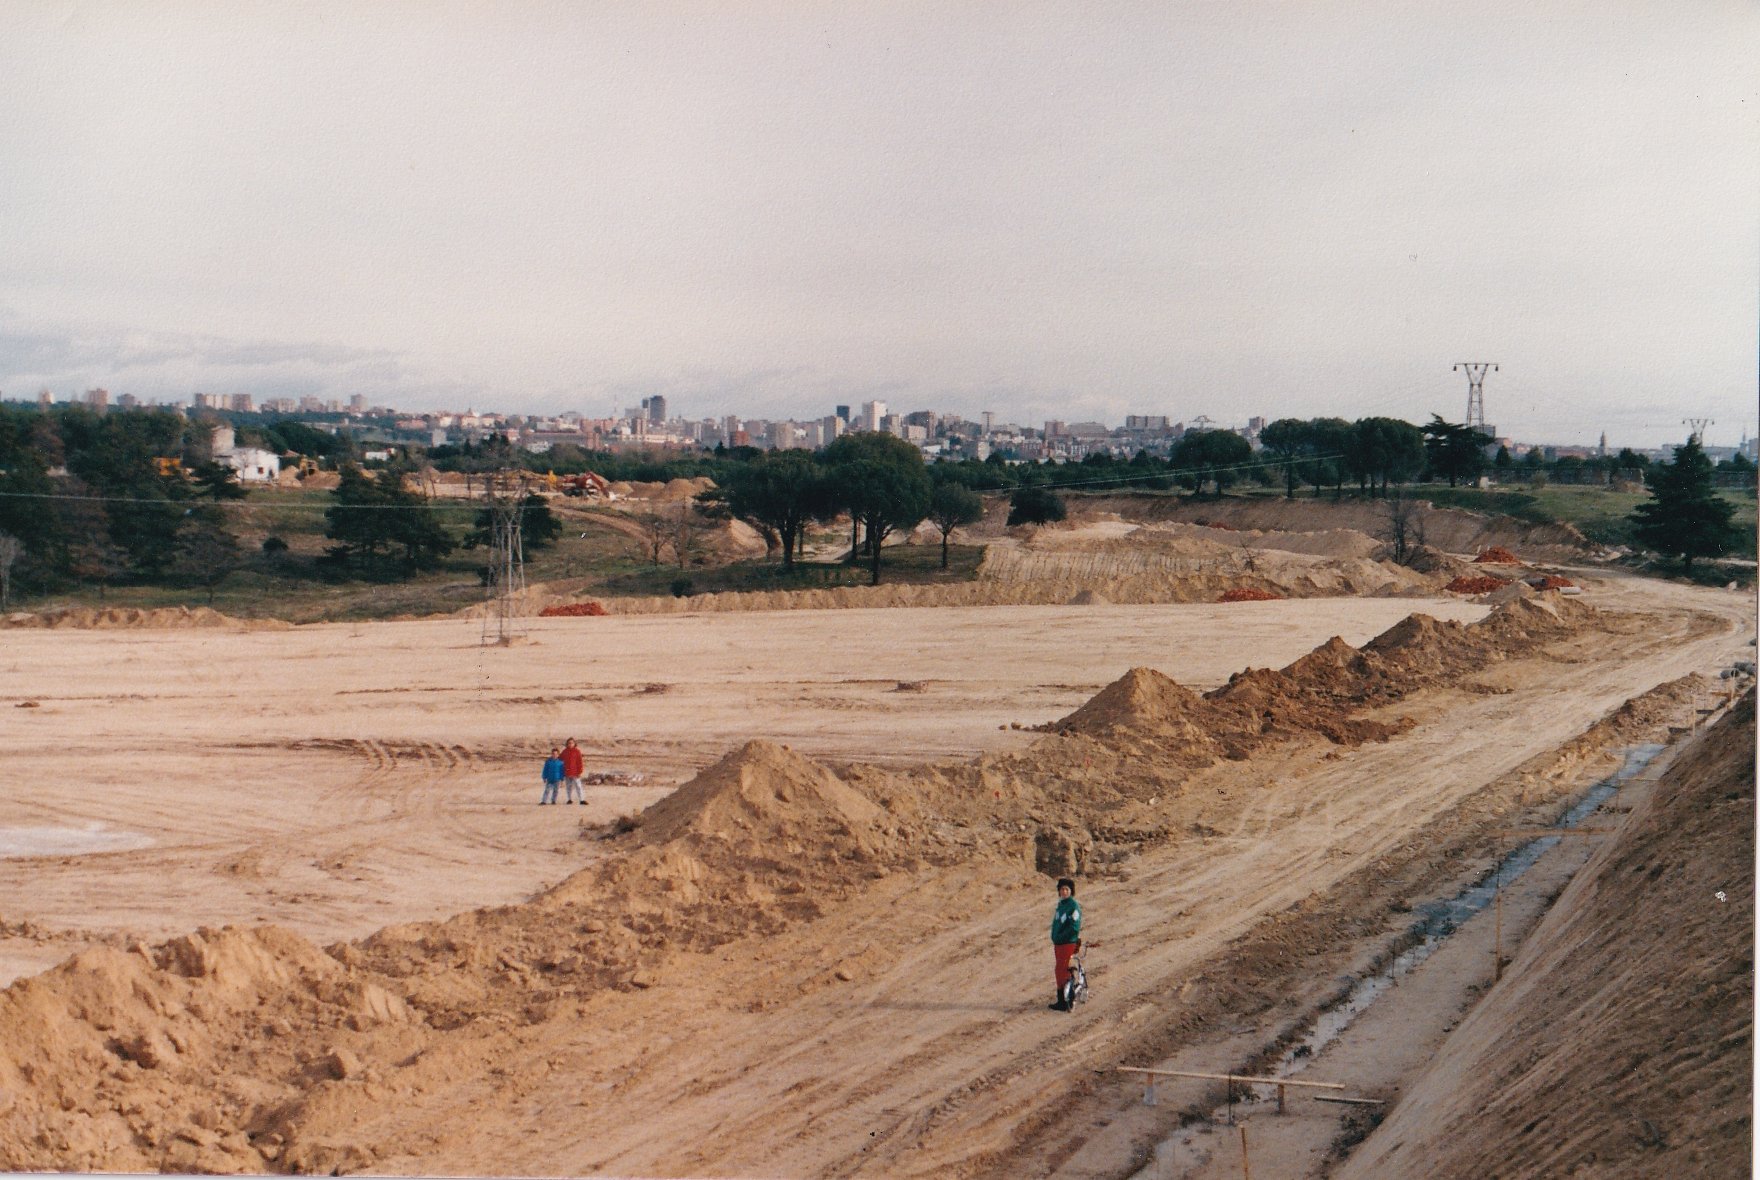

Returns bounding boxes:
[219,446,281,482]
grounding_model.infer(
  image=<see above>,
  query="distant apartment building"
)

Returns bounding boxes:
[116,392,139,409]
[834,404,851,424]
[861,400,887,432]
[1125,415,1169,431]
[85,388,110,411]
[348,394,366,412]
[643,395,667,423]
[193,392,254,412]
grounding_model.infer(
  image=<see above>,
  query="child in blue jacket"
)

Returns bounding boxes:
[540,748,565,805]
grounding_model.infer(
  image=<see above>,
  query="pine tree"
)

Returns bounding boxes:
[1629,438,1740,571]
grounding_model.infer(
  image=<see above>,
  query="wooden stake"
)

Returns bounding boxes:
[1493,877,1504,982]
[1239,1123,1251,1180]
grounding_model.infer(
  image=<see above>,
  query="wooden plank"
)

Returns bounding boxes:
[1114,1067,1345,1091]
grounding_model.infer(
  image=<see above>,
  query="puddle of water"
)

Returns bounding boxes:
[0,823,155,859]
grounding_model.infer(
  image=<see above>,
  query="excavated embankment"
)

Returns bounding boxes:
[0,593,1684,1174]
[1337,689,1754,1180]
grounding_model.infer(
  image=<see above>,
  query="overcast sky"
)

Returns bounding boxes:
[1,1,1755,448]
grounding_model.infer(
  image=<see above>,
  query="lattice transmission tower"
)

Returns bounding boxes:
[1454,362,1498,433]
[481,471,529,646]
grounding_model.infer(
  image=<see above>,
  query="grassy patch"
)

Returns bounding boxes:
[1419,483,1756,558]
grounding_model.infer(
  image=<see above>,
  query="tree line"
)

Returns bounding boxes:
[0,402,1751,606]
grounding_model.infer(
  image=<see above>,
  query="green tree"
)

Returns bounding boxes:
[58,406,193,575]
[1006,484,1066,526]
[1173,430,1252,499]
[723,450,834,568]
[1259,418,1313,499]
[822,433,932,585]
[176,521,242,604]
[259,419,351,463]
[0,531,21,609]
[190,460,249,500]
[1304,417,1351,498]
[1421,415,1493,487]
[464,494,561,553]
[325,466,454,575]
[927,481,984,567]
[1629,438,1740,572]
[0,408,61,570]
[1344,417,1425,497]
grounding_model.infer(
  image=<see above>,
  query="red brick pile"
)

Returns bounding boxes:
[1529,574,1576,590]
[539,601,609,617]
[1444,575,1510,594]
[1473,546,1524,564]
[1218,587,1284,602]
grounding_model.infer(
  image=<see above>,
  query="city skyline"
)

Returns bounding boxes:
[2,3,1755,451]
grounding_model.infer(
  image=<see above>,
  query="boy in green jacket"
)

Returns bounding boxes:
[1050,877,1082,1011]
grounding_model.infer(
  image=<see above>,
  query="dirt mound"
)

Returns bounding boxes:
[1477,595,1572,642]
[0,924,365,1172]
[634,740,889,857]
[1048,668,1215,742]
[1473,546,1524,564]
[1218,587,1283,602]
[1401,545,1471,576]
[1340,690,1755,1180]
[1,605,241,630]
[621,477,712,502]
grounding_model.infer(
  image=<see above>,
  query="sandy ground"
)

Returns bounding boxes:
[0,562,1751,1177]
[0,597,1485,984]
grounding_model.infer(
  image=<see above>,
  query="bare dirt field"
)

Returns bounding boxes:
[0,536,1752,1176]
[0,596,1487,984]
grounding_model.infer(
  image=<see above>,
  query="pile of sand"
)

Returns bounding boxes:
[0,605,259,630]
[1340,690,1754,1180]
[1046,598,1591,762]
[619,477,714,502]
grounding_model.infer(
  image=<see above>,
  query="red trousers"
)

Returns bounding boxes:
[1054,942,1080,991]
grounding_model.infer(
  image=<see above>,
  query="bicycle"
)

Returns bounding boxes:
[1059,942,1096,1009]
